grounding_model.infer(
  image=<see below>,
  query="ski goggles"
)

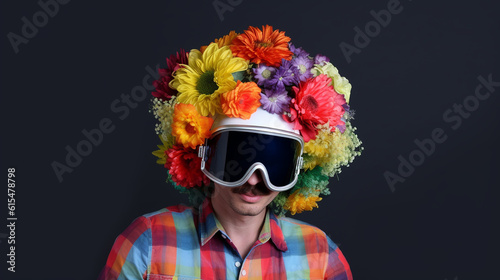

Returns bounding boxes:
[198,126,304,192]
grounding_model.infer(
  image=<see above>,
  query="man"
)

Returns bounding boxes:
[98,108,353,279]
[99,25,361,279]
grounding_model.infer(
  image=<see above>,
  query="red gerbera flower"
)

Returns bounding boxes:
[152,49,188,100]
[165,144,209,188]
[230,25,293,67]
[284,74,347,142]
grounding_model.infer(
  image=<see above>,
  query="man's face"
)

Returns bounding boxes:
[211,171,279,217]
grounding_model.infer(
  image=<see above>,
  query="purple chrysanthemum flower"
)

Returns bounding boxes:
[292,55,314,82]
[253,64,276,86]
[289,43,309,57]
[343,105,354,120]
[314,54,330,66]
[336,123,346,133]
[267,59,300,89]
[336,105,353,133]
[260,88,292,114]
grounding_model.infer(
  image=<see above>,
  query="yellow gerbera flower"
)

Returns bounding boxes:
[170,43,249,116]
[152,135,172,165]
[171,103,214,149]
[283,190,322,215]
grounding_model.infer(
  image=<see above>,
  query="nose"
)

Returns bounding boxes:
[246,170,263,186]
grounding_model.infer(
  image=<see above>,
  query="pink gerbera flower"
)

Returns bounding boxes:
[284,74,346,141]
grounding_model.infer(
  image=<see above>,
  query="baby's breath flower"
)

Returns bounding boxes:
[150,96,177,149]
[303,122,363,177]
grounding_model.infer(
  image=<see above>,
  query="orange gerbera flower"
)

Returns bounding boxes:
[230,25,293,67]
[220,81,261,119]
[200,30,239,53]
[171,103,214,149]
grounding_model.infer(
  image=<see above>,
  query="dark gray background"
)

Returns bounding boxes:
[1,0,499,279]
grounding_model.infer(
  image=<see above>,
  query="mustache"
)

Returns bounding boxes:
[232,181,271,195]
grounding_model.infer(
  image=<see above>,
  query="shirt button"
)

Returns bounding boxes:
[241,269,247,276]
[235,261,241,267]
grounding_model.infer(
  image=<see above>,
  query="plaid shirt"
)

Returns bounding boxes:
[99,199,352,280]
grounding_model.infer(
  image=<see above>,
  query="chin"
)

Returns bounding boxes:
[230,204,267,217]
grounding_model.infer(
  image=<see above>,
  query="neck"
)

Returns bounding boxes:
[215,208,266,237]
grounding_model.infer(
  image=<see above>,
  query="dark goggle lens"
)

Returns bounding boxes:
[204,131,302,187]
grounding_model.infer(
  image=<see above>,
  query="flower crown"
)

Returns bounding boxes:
[151,25,362,216]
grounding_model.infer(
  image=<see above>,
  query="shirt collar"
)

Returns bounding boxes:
[198,198,288,252]
[198,198,225,245]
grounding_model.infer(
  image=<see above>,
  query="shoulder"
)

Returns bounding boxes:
[99,205,198,280]
[277,216,339,250]
[138,204,197,228]
[120,204,196,236]
[276,217,352,279]
[113,205,198,254]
